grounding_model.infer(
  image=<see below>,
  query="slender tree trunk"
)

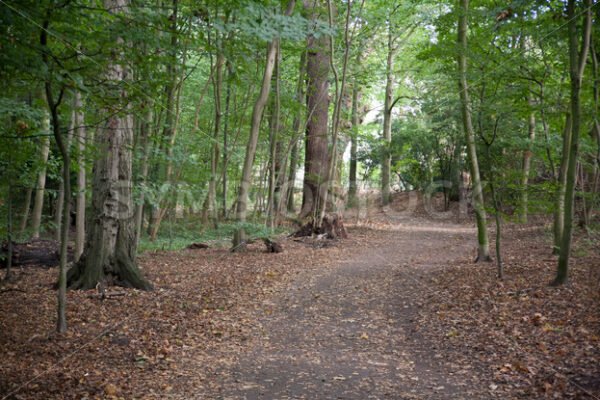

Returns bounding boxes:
[267,44,281,227]
[348,84,359,208]
[19,187,33,233]
[287,52,306,213]
[54,108,75,241]
[381,26,395,207]
[553,114,572,253]
[134,104,152,248]
[233,0,296,249]
[205,50,224,227]
[5,155,13,281]
[48,97,70,333]
[520,99,536,224]
[457,0,491,262]
[67,0,151,290]
[554,0,592,286]
[40,17,70,330]
[31,109,51,239]
[222,61,233,217]
[74,91,86,260]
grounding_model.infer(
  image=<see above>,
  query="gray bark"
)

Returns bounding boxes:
[67,0,151,290]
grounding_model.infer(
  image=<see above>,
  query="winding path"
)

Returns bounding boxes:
[205,215,489,399]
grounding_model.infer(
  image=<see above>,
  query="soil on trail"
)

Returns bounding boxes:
[198,215,490,399]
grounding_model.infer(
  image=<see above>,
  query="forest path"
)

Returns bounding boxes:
[201,214,490,399]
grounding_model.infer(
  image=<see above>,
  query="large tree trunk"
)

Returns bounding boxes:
[299,0,330,221]
[31,108,51,239]
[67,0,151,290]
[553,0,592,286]
[457,0,491,262]
[233,0,296,250]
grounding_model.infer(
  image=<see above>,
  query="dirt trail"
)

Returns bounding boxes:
[199,215,491,399]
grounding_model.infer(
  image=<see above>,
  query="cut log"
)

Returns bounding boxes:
[186,242,210,250]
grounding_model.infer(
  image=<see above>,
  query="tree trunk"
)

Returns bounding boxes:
[299,0,330,222]
[205,49,224,227]
[520,99,536,224]
[554,113,572,253]
[553,0,592,286]
[54,108,75,241]
[348,84,359,208]
[381,26,395,207]
[222,61,233,217]
[31,109,51,239]
[457,0,491,262]
[233,0,296,249]
[74,91,86,261]
[134,104,152,249]
[19,187,33,233]
[267,44,281,227]
[5,156,13,281]
[287,52,306,213]
[67,0,151,290]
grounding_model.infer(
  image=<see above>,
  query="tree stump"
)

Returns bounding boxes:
[292,213,348,239]
[263,238,283,253]
[321,213,348,239]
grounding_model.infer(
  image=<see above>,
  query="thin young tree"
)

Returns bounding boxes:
[553,0,592,286]
[457,0,491,262]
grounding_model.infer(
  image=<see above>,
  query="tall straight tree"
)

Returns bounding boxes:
[30,104,51,239]
[67,0,151,290]
[553,0,592,286]
[457,0,491,262]
[300,0,330,221]
[74,91,86,261]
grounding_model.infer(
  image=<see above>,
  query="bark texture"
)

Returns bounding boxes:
[300,0,330,221]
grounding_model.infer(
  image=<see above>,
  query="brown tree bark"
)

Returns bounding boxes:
[299,0,330,221]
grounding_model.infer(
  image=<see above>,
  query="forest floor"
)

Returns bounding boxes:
[1,193,599,399]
